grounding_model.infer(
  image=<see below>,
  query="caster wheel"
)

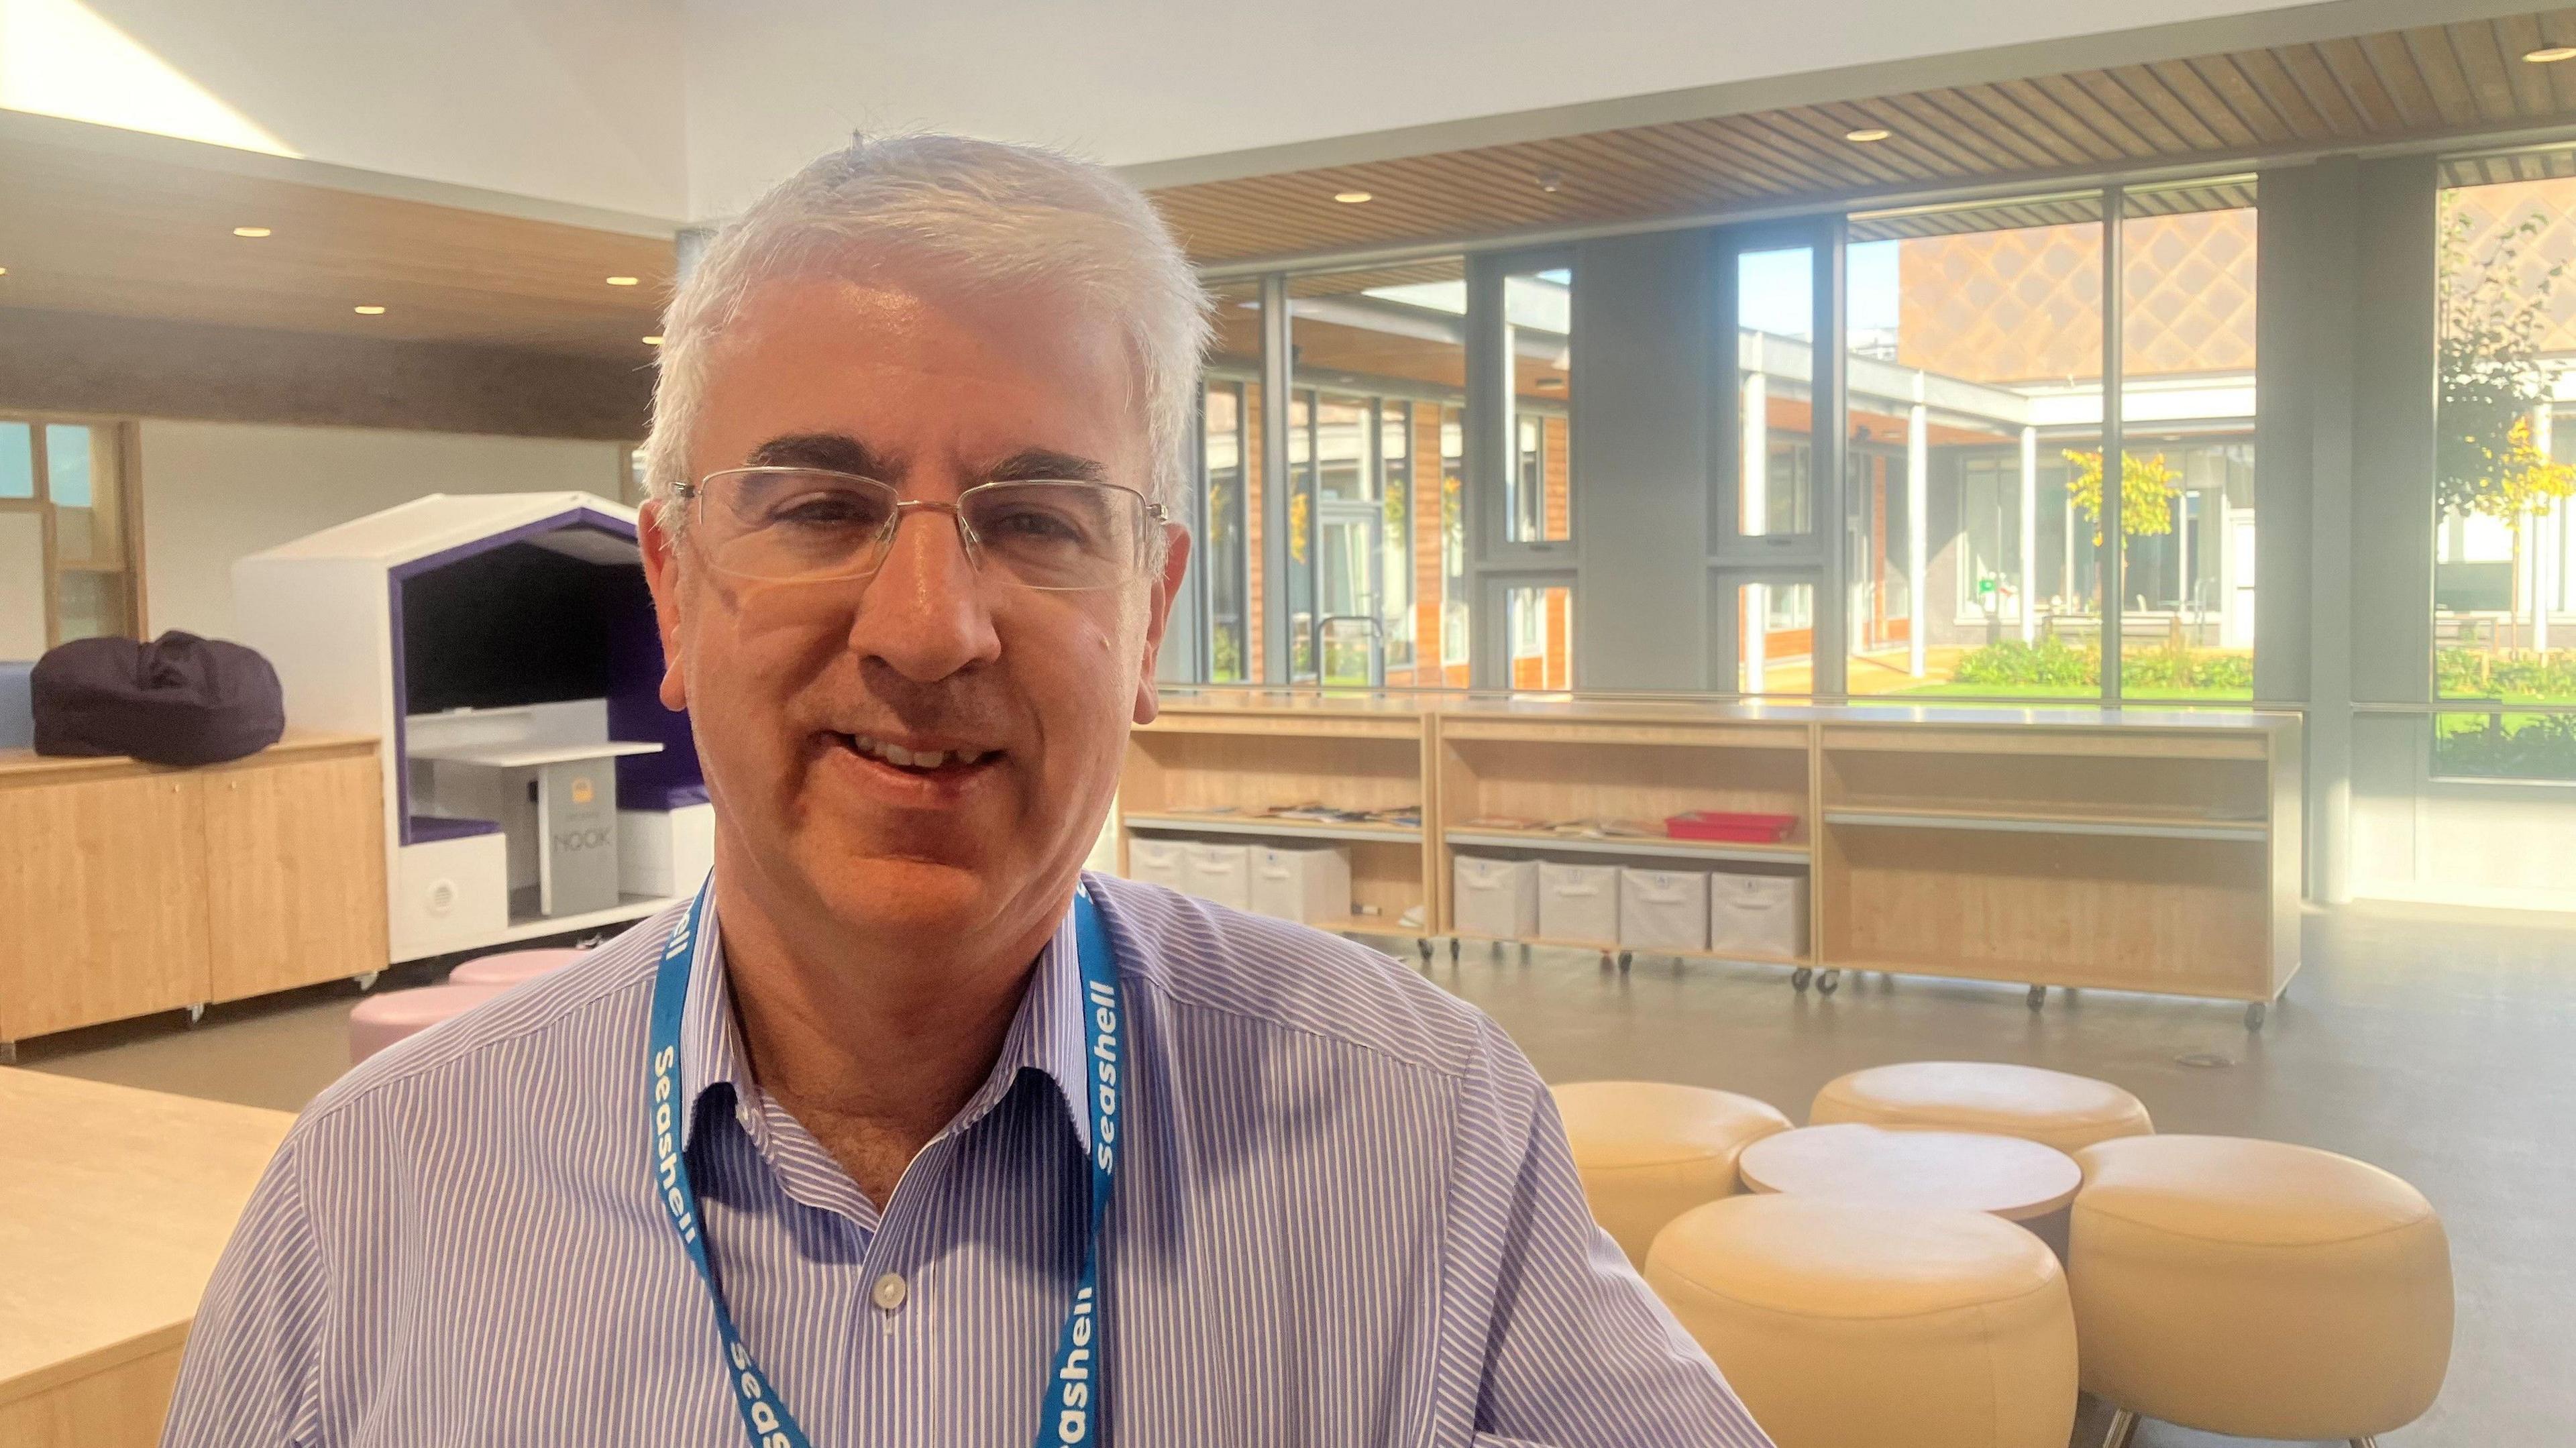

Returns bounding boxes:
[2245,1001,2268,1031]
[2027,984,2047,1011]
[1616,950,1633,974]
[184,1001,209,1027]
[1416,938,1432,964]
[1817,970,1841,997]
[354,970,383,993]
[1448,938,1460,963]
[1790,966,1813,993]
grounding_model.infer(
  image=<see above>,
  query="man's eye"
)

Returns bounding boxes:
[772,493,883,527]
[987,508,1084,541]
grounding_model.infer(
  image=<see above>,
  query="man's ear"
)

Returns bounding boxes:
[639,499,690,712]
[1132,524,1191,726]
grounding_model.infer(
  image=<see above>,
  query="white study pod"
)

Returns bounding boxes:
[234,492,710,964]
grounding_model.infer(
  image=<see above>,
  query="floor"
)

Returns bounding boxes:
[19,903,2574,1446]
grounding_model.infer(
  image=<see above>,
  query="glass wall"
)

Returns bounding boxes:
[0,416,134,656]
[1729,244,1819,693]
[2121,180,2258,699]
[1505,266,1573,546]
[1283,260,1472,687]
[1841,197,2105,697]
[1201,279,1264,681]
[2432,164,2576,780]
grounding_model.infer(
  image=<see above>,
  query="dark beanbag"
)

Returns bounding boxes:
[32,630,286,766]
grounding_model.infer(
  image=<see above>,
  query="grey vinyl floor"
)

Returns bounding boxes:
[19,901,2573,1447]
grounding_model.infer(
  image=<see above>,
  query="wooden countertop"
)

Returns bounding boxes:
[0,1070,292,1405]
[1150,687,2296,735]
[0,731,378,787]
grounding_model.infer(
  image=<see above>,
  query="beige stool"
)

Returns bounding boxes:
[2070,1135,2453,1447]
[1648,1194,2078,1448]
[1550,1080,1790,1262]
[1811,1061,2151,1152]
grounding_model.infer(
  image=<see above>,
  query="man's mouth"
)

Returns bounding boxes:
[826,731,1003,777]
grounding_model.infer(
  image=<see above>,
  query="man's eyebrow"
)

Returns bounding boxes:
[980,448,1109,484]
[746,433,896,478]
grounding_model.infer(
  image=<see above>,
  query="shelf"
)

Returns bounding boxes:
[1123,812,1424,844]
[1821,805,2265,842]
[1448,930,1807,967]
[392,895,681,962]
[1444,827,1810,865]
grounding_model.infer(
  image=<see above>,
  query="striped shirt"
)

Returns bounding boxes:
[163,873,1770,1447]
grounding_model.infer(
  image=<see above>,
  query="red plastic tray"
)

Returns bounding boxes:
[1665,810,1798,843]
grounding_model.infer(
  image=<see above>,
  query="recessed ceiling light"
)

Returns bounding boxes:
[2526,44,2576,62]
[1845,127,1893,143]
[353,304,386,315]
[641,335,664,346]
[232,225,272,238]
[1334,190,1373,204]
[606,275,641,286]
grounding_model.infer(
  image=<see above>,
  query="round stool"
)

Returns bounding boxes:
[1647,1194,2078,1448]
[449,946,588,988]
[349,983,508,1064]
[2070,1135,2452,1447]
[1551,1081,1792,1262]
[1810,1061,2152,1152]
[1739,1123,2081,1222]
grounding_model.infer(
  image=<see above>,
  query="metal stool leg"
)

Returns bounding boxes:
[2102,1408,2139,1448]
[2349,1439,2381,1447]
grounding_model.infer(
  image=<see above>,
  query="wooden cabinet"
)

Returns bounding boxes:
[202,748,387,1004]
[0,734,385,1048]
[0,772,208,1042]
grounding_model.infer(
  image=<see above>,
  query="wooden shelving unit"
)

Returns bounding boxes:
[1119,693,2305,1024]
[1120,694,1438,937]
[1430,698,1817,970]
[1814,717,2300,1023]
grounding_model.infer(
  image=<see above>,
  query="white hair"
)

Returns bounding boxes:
[643,133,1211,525]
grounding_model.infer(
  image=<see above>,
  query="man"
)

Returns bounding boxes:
[164,135,1769,1447]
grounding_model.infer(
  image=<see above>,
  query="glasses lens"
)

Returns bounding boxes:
[699,469,898,579]
[962,482,1148,590]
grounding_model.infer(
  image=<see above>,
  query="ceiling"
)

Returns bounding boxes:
[0,131,673,363]
[1152,9,2576,266]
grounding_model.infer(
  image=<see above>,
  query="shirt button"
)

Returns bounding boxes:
[871,1272,908,1313]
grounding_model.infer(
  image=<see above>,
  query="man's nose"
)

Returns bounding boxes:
[847,506,1002,681]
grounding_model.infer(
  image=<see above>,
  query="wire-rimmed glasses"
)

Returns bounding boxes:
[676,466,1169,590]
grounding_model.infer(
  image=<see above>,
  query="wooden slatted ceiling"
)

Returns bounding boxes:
[1156,9,2576,266]
[0,132,672,361]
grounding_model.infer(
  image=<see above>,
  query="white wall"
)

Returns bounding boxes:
[138,421,627,640]
[678,0,2414,217]
[0,0,686,220]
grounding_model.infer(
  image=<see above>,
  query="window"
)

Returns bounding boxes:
[1731,581,1815,695]
[1201,381,1250,682]
[1505,583,1574,690]
[0,417,138,657]
[1733,245,1818,543]
[1505,265,1572,545]
[2431,164,2576,779]
[2120,180,2258,698]
[1281,260,1472,687]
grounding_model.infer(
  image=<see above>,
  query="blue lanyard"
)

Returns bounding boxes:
[647,875,1124,1448]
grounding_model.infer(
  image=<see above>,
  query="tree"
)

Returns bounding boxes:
[2436,199,2576,524]
[2060,449,2181,546]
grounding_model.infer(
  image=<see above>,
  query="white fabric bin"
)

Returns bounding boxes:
[1452,855,1525,938]
[1452,855,1540,940]
[1709,872,1808,960]
[1619,868,1709,952]
[1127,836,1191,893]
[1539,860,1621,946]
[1181,842,1252,911]
[1248,843,1352,925]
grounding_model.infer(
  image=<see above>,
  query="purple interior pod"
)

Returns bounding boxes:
[604,595,706,810]
[409,815,502,842]
[387,507,703,844]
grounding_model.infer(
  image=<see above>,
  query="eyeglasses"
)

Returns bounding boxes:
[676,467,1169,590]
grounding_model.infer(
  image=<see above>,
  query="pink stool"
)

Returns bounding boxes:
[348,984,508,1065]
[449,947,588,989]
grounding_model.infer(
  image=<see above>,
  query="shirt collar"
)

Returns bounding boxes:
[676,882,1096,1158]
